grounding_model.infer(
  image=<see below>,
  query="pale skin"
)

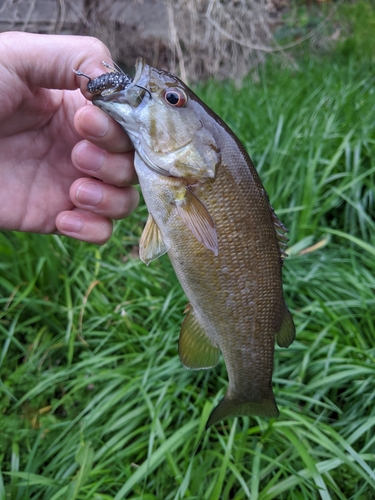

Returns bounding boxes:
[0,31,139,245]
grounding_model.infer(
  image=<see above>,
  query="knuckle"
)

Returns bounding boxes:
[87,37,111,60]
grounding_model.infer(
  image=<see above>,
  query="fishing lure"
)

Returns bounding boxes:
[74,61,152,100]
[74,62,133,96]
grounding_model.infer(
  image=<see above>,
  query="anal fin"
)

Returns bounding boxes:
[179,304,220,370]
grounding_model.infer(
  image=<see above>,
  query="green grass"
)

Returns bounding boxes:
[1,54,375,499]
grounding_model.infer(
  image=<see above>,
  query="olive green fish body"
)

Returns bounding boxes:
[91,59,295,428]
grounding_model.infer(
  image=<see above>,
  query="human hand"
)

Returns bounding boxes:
[0,31,139,244]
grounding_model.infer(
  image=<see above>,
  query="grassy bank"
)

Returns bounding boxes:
[0,54,375,499]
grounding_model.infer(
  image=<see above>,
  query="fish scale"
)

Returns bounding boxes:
[86,57,296,428]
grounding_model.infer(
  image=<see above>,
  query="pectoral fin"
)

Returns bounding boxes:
[139,214,169,265]
[179,304,220,369]
[276,305,295,348]
[175,188,218,255]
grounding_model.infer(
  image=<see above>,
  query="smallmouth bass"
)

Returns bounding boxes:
[81,59,295,428]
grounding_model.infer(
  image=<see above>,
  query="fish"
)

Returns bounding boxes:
[82,58,295,428]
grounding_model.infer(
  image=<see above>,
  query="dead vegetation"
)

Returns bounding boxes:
[0,0,342,82]
[166,0,280,82]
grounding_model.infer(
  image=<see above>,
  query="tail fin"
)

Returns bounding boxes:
[206,392,279,429]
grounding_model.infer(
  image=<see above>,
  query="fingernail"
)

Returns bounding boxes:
[74,142,105,172]
[60,214,83,233]
[77,182,103,206]
[80,109,109,138]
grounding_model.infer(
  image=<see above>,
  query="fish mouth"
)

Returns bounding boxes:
[93,58,150,106]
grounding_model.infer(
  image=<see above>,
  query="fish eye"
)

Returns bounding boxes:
[163,88,187,107]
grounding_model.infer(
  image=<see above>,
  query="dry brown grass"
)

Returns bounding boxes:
[0,0,343,82]
[166,0,279,82]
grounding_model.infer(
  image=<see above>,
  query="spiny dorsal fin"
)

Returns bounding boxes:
[269,204,289,263]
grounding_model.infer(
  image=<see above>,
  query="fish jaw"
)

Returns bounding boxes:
[92,92,145,151]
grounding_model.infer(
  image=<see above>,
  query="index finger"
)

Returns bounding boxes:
[2,31,111,99]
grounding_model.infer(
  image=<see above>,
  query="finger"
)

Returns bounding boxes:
[55,208,113,245]
[74,106,133,153]
[69,178,140,220]
[2,32,113,98]
[72,140,138,186]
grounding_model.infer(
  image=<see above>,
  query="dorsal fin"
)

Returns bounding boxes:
[269,204,289,263]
